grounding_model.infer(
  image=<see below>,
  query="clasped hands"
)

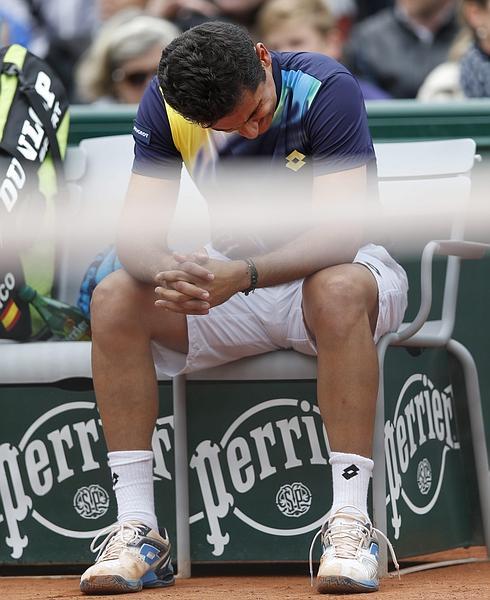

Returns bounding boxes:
[154,250,248,315]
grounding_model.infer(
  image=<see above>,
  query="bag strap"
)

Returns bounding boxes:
[0,61,65,183]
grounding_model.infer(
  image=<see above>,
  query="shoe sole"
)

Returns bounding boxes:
[317,576,378,594]
[80,575,142,594]
[143,574,175,588]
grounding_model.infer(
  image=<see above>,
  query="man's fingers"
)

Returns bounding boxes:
[173,250,209,265]
[177,261,214,280]
[154,285,210,309]
[155,280,209,300]
[155,267,214,285]
[154,286,208,303]
[171,280,210,299]
[155,299,210,315]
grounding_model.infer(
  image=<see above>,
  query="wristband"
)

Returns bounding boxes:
[241,258,258,295]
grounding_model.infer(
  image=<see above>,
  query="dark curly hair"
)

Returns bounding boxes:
[158,22,266,127]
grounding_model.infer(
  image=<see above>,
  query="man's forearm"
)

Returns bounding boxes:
[115,172,182,283]
[250,225,361,289]
[247,166,367,289]
[117,236,175,284]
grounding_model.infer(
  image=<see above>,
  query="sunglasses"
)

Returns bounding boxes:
[112,67,156,87]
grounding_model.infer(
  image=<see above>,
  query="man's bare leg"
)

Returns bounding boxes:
[81,268,188,594]
[302,263,382,594]
[302,263,379,458]
[90,268,189,451]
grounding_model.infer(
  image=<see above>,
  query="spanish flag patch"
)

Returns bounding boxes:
[1,298,21,332]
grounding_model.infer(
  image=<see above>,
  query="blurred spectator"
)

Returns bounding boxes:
[0,3,32,47]
[257,0,391,99]
[214,0,266,30]
[324,1,358,41]
[76,12,179,104]
[1,0,98,100]
[418,0,490,99]
[325,0,358,19]
[343,0,461,98]
[258,0,342,56]
[460,0,490,97]
[146,0,220,30]
[146,0,265,32]
[98,0,149,21]
[354,0,394,21]
[417,28,470,99]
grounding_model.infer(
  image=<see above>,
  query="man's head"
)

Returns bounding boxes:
[158,21,277,137]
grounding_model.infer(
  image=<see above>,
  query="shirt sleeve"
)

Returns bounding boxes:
[131,78,183,180]
[304,72,375,176]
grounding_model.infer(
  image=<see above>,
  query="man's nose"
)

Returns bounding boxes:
[238,120,259,139]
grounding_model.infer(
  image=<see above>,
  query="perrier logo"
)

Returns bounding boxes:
[286,150,306,172]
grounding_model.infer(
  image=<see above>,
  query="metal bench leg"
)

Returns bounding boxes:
[448,339,490,558]
[173,374,191,577]
[373,336,390,577]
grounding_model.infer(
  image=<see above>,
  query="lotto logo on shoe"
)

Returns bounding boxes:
[189,399,330,557]
[384,374,459,540]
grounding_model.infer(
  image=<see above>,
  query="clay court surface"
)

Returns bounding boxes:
[1,548,488,599]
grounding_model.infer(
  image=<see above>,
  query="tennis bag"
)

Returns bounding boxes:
[0,44,69,340]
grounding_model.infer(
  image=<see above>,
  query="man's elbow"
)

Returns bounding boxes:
[115,231,143,281]
[115,231,131,268]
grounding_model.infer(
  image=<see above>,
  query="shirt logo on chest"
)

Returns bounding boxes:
[285,150,306,172]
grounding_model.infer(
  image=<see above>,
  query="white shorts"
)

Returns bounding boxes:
[152,243,408,378]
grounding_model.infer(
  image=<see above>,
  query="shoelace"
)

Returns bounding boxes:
[308,506,400,586]
[90,522,144,562]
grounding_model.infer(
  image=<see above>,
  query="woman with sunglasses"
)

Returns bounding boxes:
[77,10,180,104]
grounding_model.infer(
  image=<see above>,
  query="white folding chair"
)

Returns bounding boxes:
[372,139,490,574]
[174,139,490,577]
[59,134,210,305]
[13,135,486,578]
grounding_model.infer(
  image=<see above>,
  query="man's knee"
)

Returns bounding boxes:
[90,269,148,334]
[302,266,377,338]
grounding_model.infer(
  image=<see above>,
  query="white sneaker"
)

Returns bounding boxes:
[311,506,398,594]
[80,521,174,595]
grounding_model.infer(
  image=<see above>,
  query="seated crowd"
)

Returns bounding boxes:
[1,0,489,104]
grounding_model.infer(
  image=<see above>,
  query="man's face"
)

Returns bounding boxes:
[210,44,277,140]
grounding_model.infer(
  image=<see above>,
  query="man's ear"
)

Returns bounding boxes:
[255,42,272,67]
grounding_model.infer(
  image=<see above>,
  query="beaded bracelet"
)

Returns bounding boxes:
[241,257,258,295]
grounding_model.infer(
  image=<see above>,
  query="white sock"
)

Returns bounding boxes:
[329,451,373,519]
[108,450,158,532]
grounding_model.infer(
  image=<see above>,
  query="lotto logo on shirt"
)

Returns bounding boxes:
[285,150,306,172]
